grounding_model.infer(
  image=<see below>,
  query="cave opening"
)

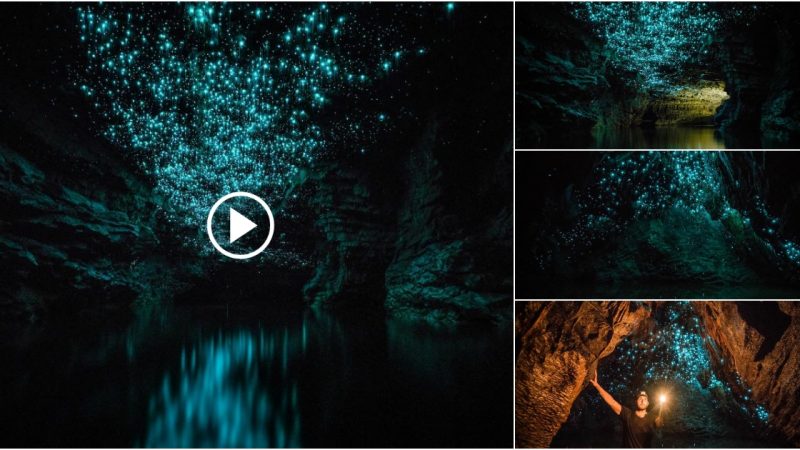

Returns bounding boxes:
[592,81,731,149]
[516,2,800,149]
[516,301,800,448]
[735,301,791,362]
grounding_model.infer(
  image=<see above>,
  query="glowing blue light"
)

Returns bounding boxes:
[76,3,428,256]
[547,152,800,271]
[574,3,729,91]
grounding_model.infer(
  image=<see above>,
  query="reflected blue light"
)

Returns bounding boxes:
[143,328,303,447]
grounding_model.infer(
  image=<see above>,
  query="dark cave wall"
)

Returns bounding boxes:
[303,2,512,324]
[384,123,512,324]
[303,118,512,324]
[302,159,397,309]
[696,302,800,445]
[515,5,647,146]
[715,11,800,144]
[515,301,651,448]
[0,81,194,321]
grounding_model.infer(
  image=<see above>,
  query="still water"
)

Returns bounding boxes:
[527,125,799,149]
[592,126,725,149]
[0,304,509,447]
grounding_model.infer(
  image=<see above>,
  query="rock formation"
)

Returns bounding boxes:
[1,74,511,327]
[303,119,512,324]
[302,159,398,309]
[646,81,729,126]
[515,301,651,447]
[696,301,800,445]
[0,80,194,322]
[384,123,512,324]
[715,9,800,146]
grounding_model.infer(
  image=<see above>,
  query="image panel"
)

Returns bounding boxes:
[515,2,800,149]
[515,300,800,448]
[515,151,800,299]
[0,2,512,447]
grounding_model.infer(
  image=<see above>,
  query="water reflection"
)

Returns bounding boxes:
[135,306,508,447]
[593,127,725,149]
[143,328,303,447]
[0,305,509,447]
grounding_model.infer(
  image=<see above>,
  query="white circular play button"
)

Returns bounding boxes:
[206,192,275,259]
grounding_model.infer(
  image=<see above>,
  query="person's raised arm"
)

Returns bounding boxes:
[655,403,664,428]
[589,369,622,415]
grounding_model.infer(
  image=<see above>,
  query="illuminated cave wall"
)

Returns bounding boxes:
[516,302,799,448]
[645,81,730,126]
[697,302,800,444]
[515,301,650,447]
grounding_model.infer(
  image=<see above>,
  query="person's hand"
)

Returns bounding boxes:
[590,369,598,386]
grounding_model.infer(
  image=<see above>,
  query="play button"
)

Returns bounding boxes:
[206,192,275,259]
[229,208,257,243]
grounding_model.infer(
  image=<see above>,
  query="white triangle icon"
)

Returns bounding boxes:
[229,207,257,243]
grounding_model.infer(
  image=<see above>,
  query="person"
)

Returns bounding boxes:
[588,370,663,448]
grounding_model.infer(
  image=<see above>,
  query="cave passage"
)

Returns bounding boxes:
[516,301,797,448]
[553,302,776,448]
[515,2,800,148]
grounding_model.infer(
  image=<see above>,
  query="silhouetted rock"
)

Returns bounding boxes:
[302,160,396,309]
[385,123,511,324]
[715,10,800,146]
[0,81,193,321]
[303,120,512,324]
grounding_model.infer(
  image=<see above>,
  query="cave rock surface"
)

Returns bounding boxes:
[697,301,800,445]
[515,301,651,447]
